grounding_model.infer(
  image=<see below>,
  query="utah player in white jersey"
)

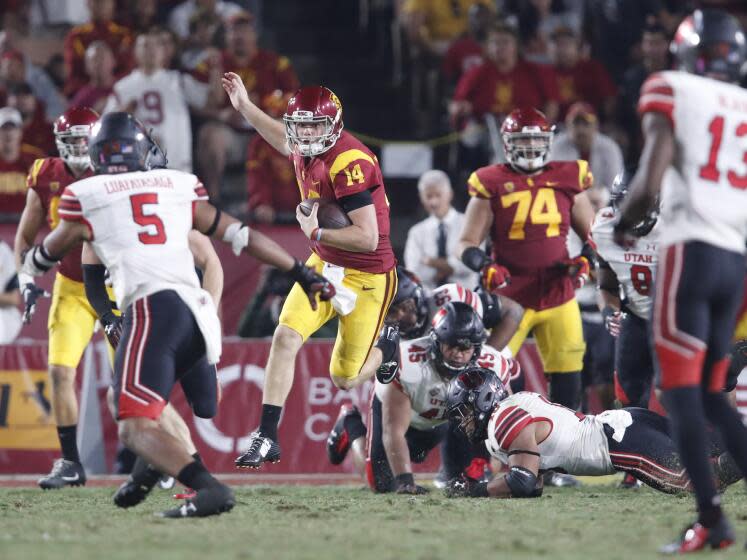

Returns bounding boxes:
[20,112,333,517]
[592,169,660,409]
[442,368,741,499]
[326,302,512,493]
[615,10,747,553]
[104,28,220,172]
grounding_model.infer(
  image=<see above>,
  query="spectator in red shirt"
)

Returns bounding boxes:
[450,22,560,126]
[5,83,55,155]
[69,41,116,114]
[246,135,299,224]
[64,0,133,97]
[0,107,45,215]
[441,3,494,84]
[195,11,299,200]
[549,27,617,123]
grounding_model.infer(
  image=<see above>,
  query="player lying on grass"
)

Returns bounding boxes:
[443,368,742,498]
[327,302,513,493]
[20,112,333,517]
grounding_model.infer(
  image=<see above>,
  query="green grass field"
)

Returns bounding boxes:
[2,480,747,560]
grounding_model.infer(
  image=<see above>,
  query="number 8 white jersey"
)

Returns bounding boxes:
[58,168,222,363]
[591,207,659,319]
[639,71,747,254]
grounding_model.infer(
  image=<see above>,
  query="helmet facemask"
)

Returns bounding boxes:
[503,129,554,172]
[284,111,342,157]
[56,127,91,173]
[430,335,482,378]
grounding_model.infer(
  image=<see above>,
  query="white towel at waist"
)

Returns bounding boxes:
[179,287,223,364]
[322,261,357,316]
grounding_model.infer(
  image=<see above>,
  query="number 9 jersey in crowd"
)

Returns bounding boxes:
[57,168,221,363]
[639,71,747,254]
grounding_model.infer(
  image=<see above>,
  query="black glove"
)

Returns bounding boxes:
[477,289,502,329]
[395,473,429,495]
[288,259,335,311]
[19,275,49,325]
[101,312,123,349]
[375,325,400,384]
[444,474,488,498]
[461,246,492,272]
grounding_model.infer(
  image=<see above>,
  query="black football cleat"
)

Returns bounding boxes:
[327,405,360,465]
[235,431,281,469]
[660,518,735,554]
[38,459,86,490]
[159,484,235,518]
[619,472,643,490]
[113,464,162,508]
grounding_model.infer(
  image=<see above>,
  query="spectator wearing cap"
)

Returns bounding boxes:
[246,135,298,224]
[0,49,67,122]
[0,107,45,215]
[441,3,495,84]
[450,22,560,129]
[63,0,133,97]
[195,11,299,200]
[168,0,243,39]
[549,27,617,123]
[69,41,116,114]
[6,83,55,155]
[551,102,623,196]
[404,170,478,292]
[619,21,671,161]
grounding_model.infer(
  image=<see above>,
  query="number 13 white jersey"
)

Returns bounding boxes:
[639,71,747,254]
[58,168,222,362]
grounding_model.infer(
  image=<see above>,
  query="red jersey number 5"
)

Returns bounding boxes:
[130,193,167,245]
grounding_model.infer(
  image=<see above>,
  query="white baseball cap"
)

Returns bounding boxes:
[0,107,23,128]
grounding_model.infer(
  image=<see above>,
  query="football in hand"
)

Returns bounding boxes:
[298,199,352,229]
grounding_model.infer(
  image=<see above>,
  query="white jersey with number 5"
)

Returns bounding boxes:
[57,168,221,362]
[486,391,628,475]
[375,336,512,431]
[592,207,660,319]
[104,69,208,173]
[639,71,747,254]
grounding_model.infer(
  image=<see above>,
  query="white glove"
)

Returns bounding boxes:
[222,223,250,256]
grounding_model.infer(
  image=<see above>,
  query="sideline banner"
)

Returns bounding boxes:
[1,338,552,474]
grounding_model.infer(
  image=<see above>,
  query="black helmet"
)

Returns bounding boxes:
[429,302,486,377]
[387,267,429,339]
[446,366,508,443]
[671,9,747,83]
[610,167,658,237]
[88,112,168,174]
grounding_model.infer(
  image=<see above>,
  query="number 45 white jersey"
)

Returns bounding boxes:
[58,168,222,362]
[639,71,747,254]
[591,207,659,320]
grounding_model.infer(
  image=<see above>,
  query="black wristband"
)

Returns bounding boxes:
[462,246,489,272]
[395,473,415,487]
[205,209,222,237]
[288,259,304,282]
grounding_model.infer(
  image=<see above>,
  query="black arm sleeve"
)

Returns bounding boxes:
[83,264,116,322]
[338,188,375,213]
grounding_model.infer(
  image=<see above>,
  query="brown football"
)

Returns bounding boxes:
[298,198,352,229]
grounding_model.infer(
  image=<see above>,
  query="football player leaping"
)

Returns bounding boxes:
[615,9,747,553]
[327,302,513,494]
[20,112,332,517]
[457,108,595,412]
[222,73,398,469]
[443,368,741,499]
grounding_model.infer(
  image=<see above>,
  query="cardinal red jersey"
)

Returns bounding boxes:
[291,131,395,273]
[0,144,46,214]
[468,160,593,310]
[26,158,92,282]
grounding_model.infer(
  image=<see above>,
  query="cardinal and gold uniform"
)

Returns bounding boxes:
[27,157,113,367]
[280,131,397,379]
[467,160,592,373]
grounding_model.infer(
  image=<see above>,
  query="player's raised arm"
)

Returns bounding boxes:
[221,71,289,156]
[193,200,334,310]
[616,112,674,244]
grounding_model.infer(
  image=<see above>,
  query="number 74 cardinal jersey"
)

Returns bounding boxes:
[638,71,747,254]
[57,168,222,362]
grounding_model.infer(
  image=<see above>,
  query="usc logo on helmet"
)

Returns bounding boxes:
[330,92,342,113]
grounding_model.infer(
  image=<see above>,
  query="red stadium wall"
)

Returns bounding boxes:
[0,339,548,475]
